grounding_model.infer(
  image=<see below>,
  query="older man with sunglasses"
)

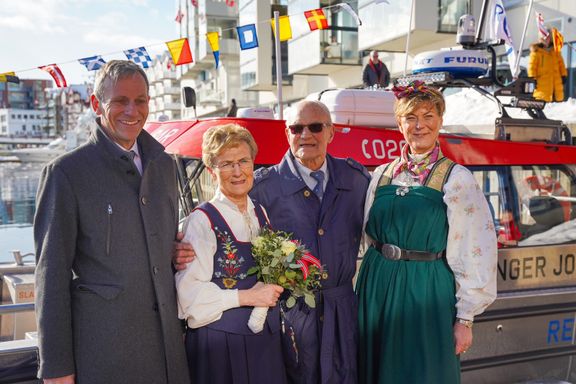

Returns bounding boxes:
[250,100,370,384]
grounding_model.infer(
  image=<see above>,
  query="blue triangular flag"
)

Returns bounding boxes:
[236,24,259,50]
[213,51,220,69]
[78,55,106,71]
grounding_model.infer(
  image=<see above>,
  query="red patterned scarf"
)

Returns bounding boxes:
[392,143,442,184]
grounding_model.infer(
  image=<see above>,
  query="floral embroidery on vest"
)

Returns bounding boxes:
[213,227,247,288]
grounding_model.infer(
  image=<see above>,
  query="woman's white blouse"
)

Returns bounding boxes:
[362,162,498,321]
[175,189,267,328]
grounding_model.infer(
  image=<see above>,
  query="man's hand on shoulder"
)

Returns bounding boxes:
[173,232,196,271]
[44,374,75,384]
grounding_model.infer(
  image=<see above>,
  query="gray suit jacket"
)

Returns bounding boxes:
[34,124,189,383]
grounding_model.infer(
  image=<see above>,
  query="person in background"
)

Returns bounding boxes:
[226,98,238,117]
[356,81,497,383]
[176,124,286,384]
[174,100,370,384]
[528,30,567,102]
[362,50,390,88]
[34,60,189,383]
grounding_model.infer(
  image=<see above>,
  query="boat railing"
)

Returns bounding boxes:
[0,252,39,383]
[0,303,38,384]
[0,303,34,316]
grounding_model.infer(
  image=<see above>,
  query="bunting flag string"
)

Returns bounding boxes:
[236,24,259,50]
[304,9,329,31]
[166,38,194,65]
[4,3,362,85]
[206,32,220,68]
[39,64,67,88]
[124,47,153,69]
[270,15,292,41]
[78,55,106,71]
[0,72,20,84]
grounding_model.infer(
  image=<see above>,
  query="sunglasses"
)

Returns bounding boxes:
[288,123,326,135]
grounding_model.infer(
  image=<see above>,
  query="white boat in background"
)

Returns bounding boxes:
[8,109,96,163]
[9,137,67,163]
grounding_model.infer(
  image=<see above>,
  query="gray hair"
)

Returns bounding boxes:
[285,100,332,127]
[93,60,149,102]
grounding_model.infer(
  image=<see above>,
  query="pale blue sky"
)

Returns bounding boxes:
[0,0,178,85]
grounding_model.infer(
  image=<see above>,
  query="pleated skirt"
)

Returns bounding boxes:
[185,325,287,384]
[356,248,460,384]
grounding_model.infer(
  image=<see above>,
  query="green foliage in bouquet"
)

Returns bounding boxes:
[248,227,327,309]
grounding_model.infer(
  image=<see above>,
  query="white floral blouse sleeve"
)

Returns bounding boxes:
[175,209,240,328]
[444,165,498,320]
[359,164,385,256]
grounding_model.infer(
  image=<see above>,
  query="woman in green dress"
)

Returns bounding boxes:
[356,81,498,384]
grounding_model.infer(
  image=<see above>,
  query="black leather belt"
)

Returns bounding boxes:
[374,242,445,261]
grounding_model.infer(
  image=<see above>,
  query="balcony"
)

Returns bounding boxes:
[289,29,362,75]
[196,88,224,106]
[155,82,180,96]
[358,0,476,53]
[155,99,181,112]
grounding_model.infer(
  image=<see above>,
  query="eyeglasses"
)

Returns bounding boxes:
[288,123,327,135]
[213,158,253,173]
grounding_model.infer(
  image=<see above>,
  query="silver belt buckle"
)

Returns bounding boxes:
[381,244,402,260]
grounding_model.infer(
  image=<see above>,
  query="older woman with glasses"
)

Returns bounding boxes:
[176,124,287,384]
[356,81,498,383]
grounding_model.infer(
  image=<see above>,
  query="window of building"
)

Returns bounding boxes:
[438,0,470,33]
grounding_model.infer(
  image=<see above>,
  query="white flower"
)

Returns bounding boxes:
[281,240,297,256]
[252,236,264,248]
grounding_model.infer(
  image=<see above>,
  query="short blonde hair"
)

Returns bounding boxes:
[394,86,445,118]
[202,124,258,167]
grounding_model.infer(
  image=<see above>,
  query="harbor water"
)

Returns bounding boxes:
[0,162,42,263]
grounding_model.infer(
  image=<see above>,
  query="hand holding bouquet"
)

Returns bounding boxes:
[247,228,327,333]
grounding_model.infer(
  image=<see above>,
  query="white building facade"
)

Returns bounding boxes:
[0,109,47,137]
[174,0,576,115]
[146,53,182,122]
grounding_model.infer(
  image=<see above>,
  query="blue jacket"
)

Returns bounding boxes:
[251,151,370,384]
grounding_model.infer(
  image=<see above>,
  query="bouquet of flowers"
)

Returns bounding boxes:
[247,227,327,333]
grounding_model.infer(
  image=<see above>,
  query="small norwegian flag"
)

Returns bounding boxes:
[175,8,184,23]
[39,64,67,88]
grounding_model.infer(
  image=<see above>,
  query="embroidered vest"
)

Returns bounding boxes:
[195,201,280,335]
[378,156,456,192]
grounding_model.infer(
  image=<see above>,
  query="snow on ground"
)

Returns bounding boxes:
[443,88,576,135]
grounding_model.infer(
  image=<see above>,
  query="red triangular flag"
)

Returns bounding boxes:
[39,64,67,88]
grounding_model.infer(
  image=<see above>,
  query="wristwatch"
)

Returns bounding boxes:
[457,318,474,329]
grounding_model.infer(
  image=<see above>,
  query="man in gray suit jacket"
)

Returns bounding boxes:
[34,60,189,384]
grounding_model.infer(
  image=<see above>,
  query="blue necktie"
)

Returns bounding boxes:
[310,170,325,200]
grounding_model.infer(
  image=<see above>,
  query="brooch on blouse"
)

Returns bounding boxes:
[395,186,410,197]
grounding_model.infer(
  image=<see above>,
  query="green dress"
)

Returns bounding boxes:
[356,164,460,384]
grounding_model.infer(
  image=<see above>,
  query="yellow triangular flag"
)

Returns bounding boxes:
[270,15,292,42]
[0,71,18,83]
